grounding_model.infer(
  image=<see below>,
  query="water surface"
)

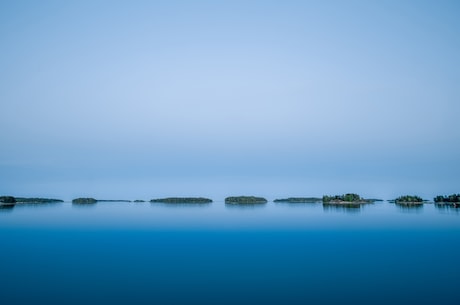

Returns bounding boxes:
[1,201,459,305]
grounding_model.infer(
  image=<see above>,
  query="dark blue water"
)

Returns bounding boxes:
[1,201,459,305]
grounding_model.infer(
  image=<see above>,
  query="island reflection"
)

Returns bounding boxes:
[0,204,15,212]
[150,202,211,208]
[225,203,267,210]
[435,203,460,213]
[322,203,362,213]
[395,203,424,213]
[72,202,98,209]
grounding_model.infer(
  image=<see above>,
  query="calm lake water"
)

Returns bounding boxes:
[1,201,459,305]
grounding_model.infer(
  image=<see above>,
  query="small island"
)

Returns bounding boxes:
[225,196,267,204]
[392,195,424,205]
[322,193,374,204]
[16,197,64,204]
[134,200,145,203]
[434,194,460,203]
[367,199,384,202]
[0,196,16,205]
[72,198,98,204]
[434,194,460,207]
[1,196,64,205]
[71,198,131,204]
[150,197,212,203]
[274,197,322,203]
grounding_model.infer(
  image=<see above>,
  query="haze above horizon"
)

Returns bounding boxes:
[1,0,459,200]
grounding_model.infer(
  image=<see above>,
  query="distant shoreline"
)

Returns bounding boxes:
[1,193,459,206]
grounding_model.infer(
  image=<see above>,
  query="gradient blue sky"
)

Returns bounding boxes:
[1,0,459,200]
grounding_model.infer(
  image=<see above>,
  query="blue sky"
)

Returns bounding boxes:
[1,0,459,200]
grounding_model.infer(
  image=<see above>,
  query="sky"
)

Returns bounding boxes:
[1,0,459,200]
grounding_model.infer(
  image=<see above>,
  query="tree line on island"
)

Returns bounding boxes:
[393,195,424,204]
[151,197,212,203]
[0,196,64,204]
[434,194,460,203]
[274,197,322,203]
[322,193,379,204]
[2,194,460,207]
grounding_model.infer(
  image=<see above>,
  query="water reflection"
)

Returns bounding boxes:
[322,203,361,213]
[275,202,320,207]
[435,203,460,214]
[72,202,97,209]
[395,203,424,213]
[150,202,211,208]
[1,202,62,212]
[225,203,267,210]
[0,204,15,212]
[18,202,62,207]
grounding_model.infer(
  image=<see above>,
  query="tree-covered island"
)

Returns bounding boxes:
[225,196,267,204]
[0,196,16,204]
[434,194,460,207]
[274,197,322,203]
[434,194,460,203]
[72,198,98,204]
[392,195,424,205]
[72,198,132,203]
[15,197,64,203]
[322,193,374,204]
[1,196,63,204]
[150,197,212,203]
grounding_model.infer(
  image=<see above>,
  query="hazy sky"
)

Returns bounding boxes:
[1,0,459,200]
